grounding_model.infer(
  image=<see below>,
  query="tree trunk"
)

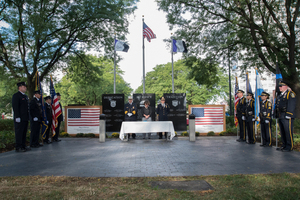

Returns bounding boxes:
[26,77,35,101]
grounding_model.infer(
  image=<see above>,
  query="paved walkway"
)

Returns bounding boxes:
[1,136,300,177]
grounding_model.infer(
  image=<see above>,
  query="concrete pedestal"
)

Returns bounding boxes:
[99,114,106,143]
[189,114,196,142]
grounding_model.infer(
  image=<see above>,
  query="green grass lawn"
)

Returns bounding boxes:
[1,173,300,199]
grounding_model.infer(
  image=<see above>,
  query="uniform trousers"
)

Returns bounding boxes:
[14,121,28,149]
[53,120,61,140]
[246,120,256,143]
[261,122,272,146]
[238,117,246,140]
[279,118,294,150]
[30,121,41,146]
[44,123,52,141]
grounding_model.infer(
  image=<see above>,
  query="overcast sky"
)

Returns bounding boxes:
[117,0,183,91]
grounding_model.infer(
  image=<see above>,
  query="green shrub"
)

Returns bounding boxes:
[60,132,70,137]
[175,131,178,137]
[111,132,119,138]
[219,131,226,136]
[76,133,84,137]
[0,119,14,131]
[294,138,300,145]
[295,118,300,134]
[226,116,235,128]
[181,131,188,136]
[195,131,200,136]
[207,131,215,136]
[86,133,95,138]
[0,130,16,149]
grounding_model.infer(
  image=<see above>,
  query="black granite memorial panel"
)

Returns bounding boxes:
[102,94,124,132]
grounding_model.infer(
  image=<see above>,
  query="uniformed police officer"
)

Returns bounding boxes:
[44,96,52,144]
[236,90,247,142]
[259,92,272,147]
[246,92,256,144]
[12,82,31,152]
[275,81,297,152]
[29,90,43,148]
[156,97,170,139]
[124,96,137,139]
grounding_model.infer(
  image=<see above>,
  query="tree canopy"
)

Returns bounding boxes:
[55,54,132,106]
[0,0,138,98]
[135,59,229,105]
[157,0,300,116]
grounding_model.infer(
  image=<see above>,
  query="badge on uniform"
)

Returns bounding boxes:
[290,92,295,98]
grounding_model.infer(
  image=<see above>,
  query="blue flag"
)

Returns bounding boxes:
[36,72,48,139]
[172,39,188,53]
[255,70,264,124]
[114,39,129,52]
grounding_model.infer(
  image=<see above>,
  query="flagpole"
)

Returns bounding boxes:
[171,34,174,93]
[114,33,116,94]
[142,16,145,94]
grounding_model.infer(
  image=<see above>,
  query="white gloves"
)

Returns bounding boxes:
[265,120,269,123]
[47,121,49,124]
[252,118,255,122]
[127,113,132,117]
[242,116,246,121]
[15,118,21,123]
[33,117,38,121]
[286,116,291,119]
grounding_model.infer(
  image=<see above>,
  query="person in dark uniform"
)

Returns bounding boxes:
[44,96,52,144]
[156,97,170,139]
[53,92,62,142]
[275,81,297,152]
[246,92,256,144]
[259,92,272,147]
[29,90,43,148]
[124,96,137,139]
[12,82,31,152]
[236,90,247,142]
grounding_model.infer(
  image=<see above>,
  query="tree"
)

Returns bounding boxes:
[135,59,229,105]
[0,0,137,98]
[55,54,132,106]
[157,0,300,117]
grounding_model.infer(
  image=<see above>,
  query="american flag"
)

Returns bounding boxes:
[67,108,100,126]
[192,107,223,125]
[50,76,61,136]
[143,22,156,42]
[234,76,239,127]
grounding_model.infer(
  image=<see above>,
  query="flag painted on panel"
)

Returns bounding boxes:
[255,70,264,124]
[246,72,252,94]
[234,77,239,127]
[114,39,129,52]
[172,39,188,53]
[67,108,100,126]
[143,22,156,42]
[35,71,48,139]
[50,76,61,136]
[192,107,223,125]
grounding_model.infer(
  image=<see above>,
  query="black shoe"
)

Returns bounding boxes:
[159,137,162,139]
[30,145,39,148]
[236,139,242,142]
[276,147,284,151]
[282,148,293,152]
[266,145,272,147]
[15,148,26,152]
[148,137,151,139]
[24,146,31,151]
[39,143,43,147]
[260,144,266,147]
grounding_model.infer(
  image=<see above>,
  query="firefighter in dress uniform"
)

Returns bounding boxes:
[29,90,43,148]
[236,90,247,142]
[124,96,137,139]
[275,81,297,152]
[156,97,170,139]
[246,92,256,144]
[259,92,273,147]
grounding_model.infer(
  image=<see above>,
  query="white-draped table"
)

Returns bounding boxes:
[119,121,176,141]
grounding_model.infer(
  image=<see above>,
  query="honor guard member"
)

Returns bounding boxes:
[246,92,256,144]
[156,97,170,139]
[124,96,137,139]
[236,90,247,142]
[29,90,43,148]
[53,92,62,142]
[259,92,272,147]
[12,82,31,152]
[44,96,52,144]
[275,81,297,152]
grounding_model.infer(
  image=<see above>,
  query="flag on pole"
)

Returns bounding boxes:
[50,76,62,137]
[114,39,129,52]
[255,69,264,124]
[35,71,48,139]
[172,39,188,53]
[273,62,282,118]
[143,22,156,42]
[246,72,252,94]
[234,77,239,127]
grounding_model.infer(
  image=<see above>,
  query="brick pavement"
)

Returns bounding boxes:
[1,136,300,177]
